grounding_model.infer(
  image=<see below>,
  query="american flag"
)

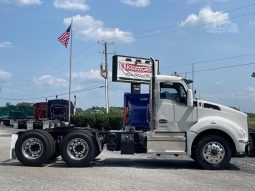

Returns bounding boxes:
[58,24,71,48]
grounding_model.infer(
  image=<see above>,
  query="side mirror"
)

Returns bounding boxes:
[187,89,193,107]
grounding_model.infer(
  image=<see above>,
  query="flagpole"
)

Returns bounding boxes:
[68,18,73,125]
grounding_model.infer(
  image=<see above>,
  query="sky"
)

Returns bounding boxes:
[0,0,255,112]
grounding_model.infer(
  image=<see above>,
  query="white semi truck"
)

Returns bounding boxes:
[10,58,249,170]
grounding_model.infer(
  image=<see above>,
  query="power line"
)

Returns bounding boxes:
[165,52,255,68]
[180,62,255,74]
[132,2,255,38]
[34,44,99,78]
[134,11,255,40]
[4,50,100,90]
[110,2,255,42]
[0,85,104,101]
[228,2,255,12]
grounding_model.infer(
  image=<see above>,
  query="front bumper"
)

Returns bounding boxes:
[234,140,249,157]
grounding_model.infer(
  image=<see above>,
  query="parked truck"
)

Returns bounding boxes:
[0,99,74,129]
[0,106,10,126]
[9,105,34,129]
[33,99,74,129]
[0,104,34,128]
[10,57,249,170]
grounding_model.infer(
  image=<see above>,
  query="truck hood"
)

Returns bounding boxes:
[196,99,248,137]
[196,99,247,118]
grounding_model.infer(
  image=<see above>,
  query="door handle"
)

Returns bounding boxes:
[159,119,168,123]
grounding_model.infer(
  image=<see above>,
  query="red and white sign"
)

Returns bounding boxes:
[112,55,159,83]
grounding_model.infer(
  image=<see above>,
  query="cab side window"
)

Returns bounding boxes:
[160,82,187,104]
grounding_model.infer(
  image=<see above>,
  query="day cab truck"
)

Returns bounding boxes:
[10,57,249,170]
[33,99,74,129]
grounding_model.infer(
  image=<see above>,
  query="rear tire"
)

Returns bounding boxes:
[40,131,56,161]
[60,131,95,167]
[15,130,53,166]
[195,135,231,170]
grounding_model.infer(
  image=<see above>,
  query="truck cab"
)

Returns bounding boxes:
[47,99,74,121]
[147,74,249,169]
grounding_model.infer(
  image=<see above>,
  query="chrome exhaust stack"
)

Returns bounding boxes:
[149,57,157,131]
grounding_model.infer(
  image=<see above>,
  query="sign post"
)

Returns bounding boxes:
[131,83,141,94]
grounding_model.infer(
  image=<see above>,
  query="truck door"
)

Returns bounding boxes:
[157,82,197,131]
[147,82,197,153]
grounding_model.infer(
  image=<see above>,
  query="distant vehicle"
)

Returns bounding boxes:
[0,106,10,126]
[7,104,34,129]
[47,99,74,121]
[90,109,104,115]
[34,102,48,120]
[123,93,149,130]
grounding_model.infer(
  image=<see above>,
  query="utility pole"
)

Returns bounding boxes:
[99,41,114,114]
[74,95,76,115]
[192,63,195,93]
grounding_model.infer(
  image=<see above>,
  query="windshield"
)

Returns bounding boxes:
[183,78,192,89]
[52,107,66,115]
[182,78,197,99]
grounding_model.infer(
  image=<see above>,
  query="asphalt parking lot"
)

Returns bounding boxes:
[0,126,255,191]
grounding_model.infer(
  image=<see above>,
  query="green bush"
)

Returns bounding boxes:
[92,114,109,130]
[109,115,123,130]
[71,113,123,130]
[71,114,95,127]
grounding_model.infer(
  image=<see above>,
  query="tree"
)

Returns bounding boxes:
[5,102,11,107]
[75,107,83,114]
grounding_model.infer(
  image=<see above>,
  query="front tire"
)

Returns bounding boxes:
[195,135,231,170]
[60,131,95,167]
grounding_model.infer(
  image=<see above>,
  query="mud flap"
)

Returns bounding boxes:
[95,134,103,152]
[10,133,18,159]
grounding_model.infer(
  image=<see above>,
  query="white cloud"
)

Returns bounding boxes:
[120,0,150,7]
[53,0,89,11]
[214,80,224,86]
[72,69,103,81]
[1,0,42,6]
[33,75,67,87]
[0,41,13,48]
[249,21,255,29]
[202,86,255,103]
[180,6,238,33]
[64,15,134,43]
[0,69,12,80]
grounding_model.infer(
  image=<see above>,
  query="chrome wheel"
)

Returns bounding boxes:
[22,138,44,160]
[67,138,89,160]
[203,141,225,164]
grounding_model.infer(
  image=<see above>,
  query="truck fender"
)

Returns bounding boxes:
[83,130,103,154]
[186,116,247,155]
